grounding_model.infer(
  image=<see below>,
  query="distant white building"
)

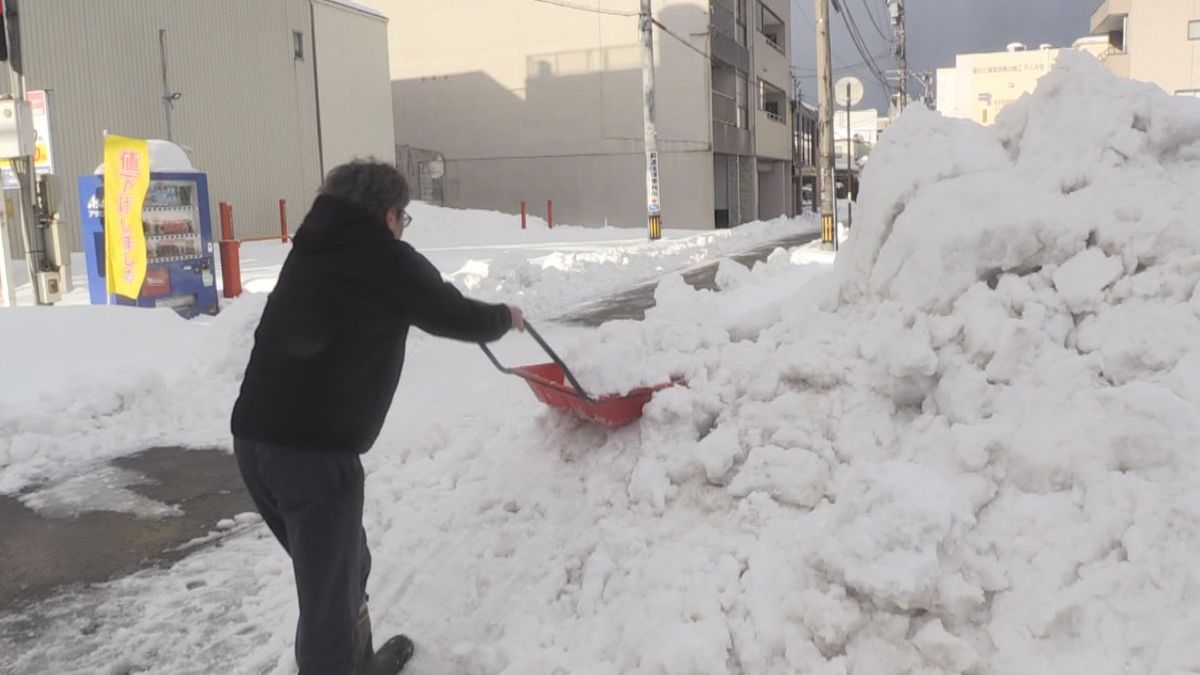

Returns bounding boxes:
[832,109,877,170]
[935,43,1062,125]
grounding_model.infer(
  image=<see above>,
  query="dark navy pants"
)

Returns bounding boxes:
[234,438,373,675]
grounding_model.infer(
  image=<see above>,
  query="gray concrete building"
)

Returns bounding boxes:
[362,0,794,230]
[5,0,394,254]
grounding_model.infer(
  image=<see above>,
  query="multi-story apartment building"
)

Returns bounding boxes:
[935,44,1064,126]
[1090,0,1200,97]
[363,0,793,230]
[938,0,1199,127]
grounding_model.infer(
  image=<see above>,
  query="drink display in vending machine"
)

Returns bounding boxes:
[78,158,220,318]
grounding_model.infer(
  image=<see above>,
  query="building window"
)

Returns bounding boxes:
[1177,89,1200,97]
[736,72,749,128]
[293,30,305,60]
[757,2,785,53]
[759,79,787,122]
[712,63,739,126]
[1189,20,1200,40]
[735,0,748,45]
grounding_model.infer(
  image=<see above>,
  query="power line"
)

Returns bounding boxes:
[859,0,890,41]
[651,18,708,59]
[840,2,889,85]
[790,0,851,68]
[531,1,706,60]
[791,52,889,73]
[531,0,638,17]
[834,0,892,91]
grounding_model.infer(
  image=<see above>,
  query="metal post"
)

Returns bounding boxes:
[520,200,527,230]
[815,0,836,250]
[278,198,289,242]
[845,82,853,230]
[0,196,15,307]
[8,104,46,302]
[159,29,176,142]
[641,0,662,240]
[546,199,554,229]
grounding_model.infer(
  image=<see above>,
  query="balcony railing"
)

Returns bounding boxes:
[765,110,784,123]
[712,90,737,126]
[762,32,784,54]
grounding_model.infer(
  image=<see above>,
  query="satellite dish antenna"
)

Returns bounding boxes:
[835,76,864,107]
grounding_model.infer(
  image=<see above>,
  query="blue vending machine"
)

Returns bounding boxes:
[78,169,219,318]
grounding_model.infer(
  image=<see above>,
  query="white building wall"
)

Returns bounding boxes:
[313,0,397,171]
[936,68,958,116]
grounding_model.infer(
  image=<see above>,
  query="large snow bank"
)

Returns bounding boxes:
[546,53,1200,672]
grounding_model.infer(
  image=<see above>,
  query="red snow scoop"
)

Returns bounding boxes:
[480,323,680,428]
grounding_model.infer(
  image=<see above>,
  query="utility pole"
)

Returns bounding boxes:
[815,0,836,250]
[889,0,907,111]
[640,0,662,240]
[1,0,51,304]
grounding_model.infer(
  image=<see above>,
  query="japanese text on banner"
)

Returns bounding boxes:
[103,135,150,299]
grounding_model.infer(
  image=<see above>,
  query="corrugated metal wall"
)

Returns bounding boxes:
[21,0,324,251]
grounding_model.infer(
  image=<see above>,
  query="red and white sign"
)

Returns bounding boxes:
[26,90,54,175]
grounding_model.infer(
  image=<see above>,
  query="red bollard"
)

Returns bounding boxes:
[547,200,554,229]
[218,202,242,298]
[520,200,527,230]
[219,201,234,240]
[279,199,290,243]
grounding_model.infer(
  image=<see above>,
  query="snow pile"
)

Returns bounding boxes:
[538,53,1200,673]
[238,202,813,316]
[411,206,814,317]
[0,298,267,495]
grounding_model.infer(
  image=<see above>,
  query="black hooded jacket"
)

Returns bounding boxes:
[231,195,512,454]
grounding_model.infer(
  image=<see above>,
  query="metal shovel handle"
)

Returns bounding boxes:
[479,322,596,402]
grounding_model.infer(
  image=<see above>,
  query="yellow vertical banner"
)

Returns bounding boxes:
[103,135,150,299]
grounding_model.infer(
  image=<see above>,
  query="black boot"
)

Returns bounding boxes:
[358,635,415,675]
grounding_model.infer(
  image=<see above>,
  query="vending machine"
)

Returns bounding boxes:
[78,168,219,318]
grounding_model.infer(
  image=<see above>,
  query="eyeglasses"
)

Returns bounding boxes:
[401,212,413,228]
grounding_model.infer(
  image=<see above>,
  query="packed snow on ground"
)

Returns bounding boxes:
[8,205,813,317]
[240,203,814,317]
[0,209,812,500]
[5,53,1200,674]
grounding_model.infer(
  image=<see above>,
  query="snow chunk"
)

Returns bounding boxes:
[1052,247,1124,313]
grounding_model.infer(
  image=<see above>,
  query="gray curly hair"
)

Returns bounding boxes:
[319,159,410,220]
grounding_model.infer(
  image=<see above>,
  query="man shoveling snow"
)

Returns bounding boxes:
[230,160,524,674]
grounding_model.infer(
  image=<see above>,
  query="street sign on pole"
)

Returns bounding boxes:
[834,76,864,107]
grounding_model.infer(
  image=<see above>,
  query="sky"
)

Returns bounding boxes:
[789,0,1104,113]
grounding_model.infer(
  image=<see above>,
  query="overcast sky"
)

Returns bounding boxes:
[789,0,1102,112]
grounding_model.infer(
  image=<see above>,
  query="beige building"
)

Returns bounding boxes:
[936,44,1062,126]
[1090,0,1200,97]
[361,0,794,230]
[938,0,1200,126]
[6,0,394,254]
